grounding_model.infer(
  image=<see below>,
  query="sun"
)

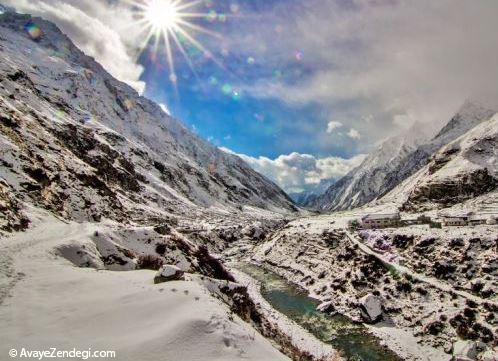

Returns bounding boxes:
[129,0,226,89]
[145,0,180,31]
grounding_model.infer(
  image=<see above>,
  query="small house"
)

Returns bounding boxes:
[441,215,468,226]
[361,213,401,229]
[468,215,486,226]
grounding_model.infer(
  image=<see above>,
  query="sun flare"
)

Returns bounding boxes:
[145,0,180,31]
[129,0,225,89]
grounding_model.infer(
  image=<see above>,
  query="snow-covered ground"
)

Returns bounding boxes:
[0,210,288,361]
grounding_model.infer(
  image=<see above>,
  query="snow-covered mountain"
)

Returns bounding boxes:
[307,101,496,212]
[0,11,297,232]
[383,111,498,211]
[306,122,431,211]
[288,178,335,206]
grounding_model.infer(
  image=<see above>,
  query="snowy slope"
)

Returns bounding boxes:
[307,122,431,211]
[0,213,289,361]
[0,11,296,232]
[382,112,498,211]
[308,101,496,212]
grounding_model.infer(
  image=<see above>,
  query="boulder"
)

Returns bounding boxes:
[154,265,184,284]
[241,222,265,240]
[452,340,479,361]
[486,217,497,225]
[359,294,383,323]
[480,348,497,361]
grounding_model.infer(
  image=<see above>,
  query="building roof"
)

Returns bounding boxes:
[362,213,400,221]
[441,215,468,220]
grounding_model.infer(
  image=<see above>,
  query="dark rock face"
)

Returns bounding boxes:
[392,234,414,249]
[424,320,445,335]
[433,261,457,280]
[450,311,494,342]
[404,169,498,210]
[154,224,172,235]
[0,181,30,233]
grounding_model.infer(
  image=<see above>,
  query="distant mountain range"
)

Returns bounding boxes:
[301,100,497,212]
[1,8,496,236]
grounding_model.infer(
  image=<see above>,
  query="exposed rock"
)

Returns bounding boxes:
[241,222,266,240]
[359,293,383,323]
[424,319,445,335]
[317,301,336,313]
[154,265,185,284]
[480,349,498,361]
[433,261,457,279]
[406,169,498,208]
[154,224,172,235]
[485,217,497,225]
[452,340,480,361]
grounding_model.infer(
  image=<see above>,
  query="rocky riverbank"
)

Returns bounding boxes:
[242,213,497,361]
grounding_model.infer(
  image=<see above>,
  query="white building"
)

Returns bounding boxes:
[441,215,468,226]
[361,213,401,229]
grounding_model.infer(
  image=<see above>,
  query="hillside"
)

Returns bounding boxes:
[382,112,498,211]
[0,11,297,234]
[307,101,495,212]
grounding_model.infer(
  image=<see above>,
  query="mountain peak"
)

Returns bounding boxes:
[305,100,496,212]
[434,100,495,142]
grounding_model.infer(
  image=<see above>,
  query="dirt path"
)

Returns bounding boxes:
[345,230,498,307]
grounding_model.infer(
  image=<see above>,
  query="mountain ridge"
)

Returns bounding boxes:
[0,10,297,232]
[306,100,496,212]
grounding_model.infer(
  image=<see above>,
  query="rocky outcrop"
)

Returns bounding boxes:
[0,180,30,233]
[154,265,185,283]
[358,293,383,323]
[404,168,497,210]
[452,340,482,361]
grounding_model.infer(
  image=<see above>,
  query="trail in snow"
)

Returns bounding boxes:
[0,216,289,361]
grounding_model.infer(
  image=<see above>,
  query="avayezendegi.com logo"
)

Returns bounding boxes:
[8,348,116,360]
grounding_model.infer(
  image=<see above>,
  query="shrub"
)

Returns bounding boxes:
[155,243,167,255]
[137,254,164,270]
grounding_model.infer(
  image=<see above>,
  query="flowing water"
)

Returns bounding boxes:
[239,263,402,361]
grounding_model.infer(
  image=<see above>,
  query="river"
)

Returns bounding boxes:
[239,263,402,361]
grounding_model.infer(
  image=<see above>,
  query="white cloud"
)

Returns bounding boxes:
[326,120,343,134]
[237,0,498,147]
[347,128,361,140]
[220,147,365,193]
[4,0,146,93]
[392,113,416,129]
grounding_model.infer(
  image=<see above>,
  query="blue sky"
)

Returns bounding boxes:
[8,0,498,193]
[139,0,359,159]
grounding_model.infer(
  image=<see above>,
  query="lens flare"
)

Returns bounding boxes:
[25,23,43,40]
[128,0,228,90]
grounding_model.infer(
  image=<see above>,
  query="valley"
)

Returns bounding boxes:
[0,7,497,361]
